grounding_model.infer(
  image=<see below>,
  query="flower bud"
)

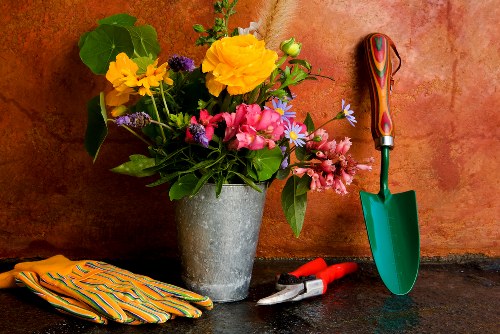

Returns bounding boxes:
[280,38,302,57]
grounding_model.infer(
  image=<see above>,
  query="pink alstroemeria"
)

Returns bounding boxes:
[223,103,285,151]
[245,106,285,141]
[222,104,248,141]
[236,125,267,150]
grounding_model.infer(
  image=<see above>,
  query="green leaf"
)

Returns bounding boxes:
[303,113,315,132]
[146,171,181,187]
[98,13,137,26]
[281,175,308,237]
[169,174,199,200]
[289,59,312,71]
[295,146,307,161]
[230,172,263,193]
[79,24,134,74]
[133,56,155,74]
[84,93,108,162]
[126,25,160,58]
[143,147,188,173]
[183,159,217,174]
[110,154,156,177]
[190,170,215,198]
[295,175,312,196]
[248,147,283,181]
[215,175,224,197]
[78,32,90,49]
[276,166,291,180]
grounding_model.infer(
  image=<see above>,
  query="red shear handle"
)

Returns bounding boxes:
[315,262,358,293]
[289,258,328,278]
[364,33,400,148]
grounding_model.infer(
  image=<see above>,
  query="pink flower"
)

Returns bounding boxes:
[320,160,335,173]
[306,128,329,151]
[292,167,311,177]
[223,103,286,151]
[185,110,223,145]
[333,177,348,195]
[357,164,372,171]
[222,104,247,141]
[335,137,352,155]
[236,125,267,150]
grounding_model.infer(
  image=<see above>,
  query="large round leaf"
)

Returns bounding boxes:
[248,146,283,181]
[79,24,134,74]
[98,13,137,26]
[126,25,161,58]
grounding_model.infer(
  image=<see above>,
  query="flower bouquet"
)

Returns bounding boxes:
[79,0,372,237]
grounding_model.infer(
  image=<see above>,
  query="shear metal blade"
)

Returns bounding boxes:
[256,284,304,305]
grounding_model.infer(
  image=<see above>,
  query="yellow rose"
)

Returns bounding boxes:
[202,34,278,97]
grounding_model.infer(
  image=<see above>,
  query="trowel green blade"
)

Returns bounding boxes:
[360,189,420,295]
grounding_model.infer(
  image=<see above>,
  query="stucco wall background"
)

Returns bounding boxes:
[0,0,498,260]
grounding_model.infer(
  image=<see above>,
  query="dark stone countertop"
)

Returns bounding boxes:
[0,258,499,334]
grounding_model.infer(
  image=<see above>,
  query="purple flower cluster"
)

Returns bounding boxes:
[188,123,209,147]
[115,112,152,128]
[168,55,196,72]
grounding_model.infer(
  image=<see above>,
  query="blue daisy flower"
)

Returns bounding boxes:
[271,98,296,121]
[284,122,307,147]
[341,99,357,127]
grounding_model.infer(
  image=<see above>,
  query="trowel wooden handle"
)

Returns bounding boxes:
[364,33,400,148]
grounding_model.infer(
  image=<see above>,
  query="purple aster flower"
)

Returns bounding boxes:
[115,112,151,128]
[341,99,357,127]
[284,121,307,147]
[188,123,209,147]
[280,146,289,169]
[271,98,295,121]
[168,55,196,72]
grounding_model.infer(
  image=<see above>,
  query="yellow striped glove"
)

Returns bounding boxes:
[0,255,212,324]
[40,260,213,323]
[14,271,110,324]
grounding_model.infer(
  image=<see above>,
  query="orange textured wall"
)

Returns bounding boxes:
[0,0,498,260]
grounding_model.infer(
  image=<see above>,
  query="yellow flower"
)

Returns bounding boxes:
[105,86,135,107]
[202,34,278,97]
[110,105,128,117]
[137,60,173,96]
[105,53,140,106]
[104,53,174,103]
[106,53,139,89]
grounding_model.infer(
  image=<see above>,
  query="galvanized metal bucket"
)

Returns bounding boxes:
[175,183,267,302]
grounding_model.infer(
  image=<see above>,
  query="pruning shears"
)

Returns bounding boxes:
[256,258,358,305]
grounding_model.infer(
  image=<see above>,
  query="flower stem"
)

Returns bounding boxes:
[120,125,153,146]
[150,119,174,131]
[316,112,344,130]
[221,92,233,112]
[150,95,167,143]
[159,83,170,117]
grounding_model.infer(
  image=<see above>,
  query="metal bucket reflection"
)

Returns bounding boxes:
[175,183,267,302]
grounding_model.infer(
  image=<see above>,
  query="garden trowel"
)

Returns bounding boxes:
[359,33,420,295]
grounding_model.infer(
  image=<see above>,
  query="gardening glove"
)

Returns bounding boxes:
[0,255,212,324]
[0,255,71,288]
[14,271,109,324]
[40,260,213,323]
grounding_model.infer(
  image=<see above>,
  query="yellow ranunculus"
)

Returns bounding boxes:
[202,34,278,97]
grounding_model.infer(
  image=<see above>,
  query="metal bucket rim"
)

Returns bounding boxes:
[202,182,268,188]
